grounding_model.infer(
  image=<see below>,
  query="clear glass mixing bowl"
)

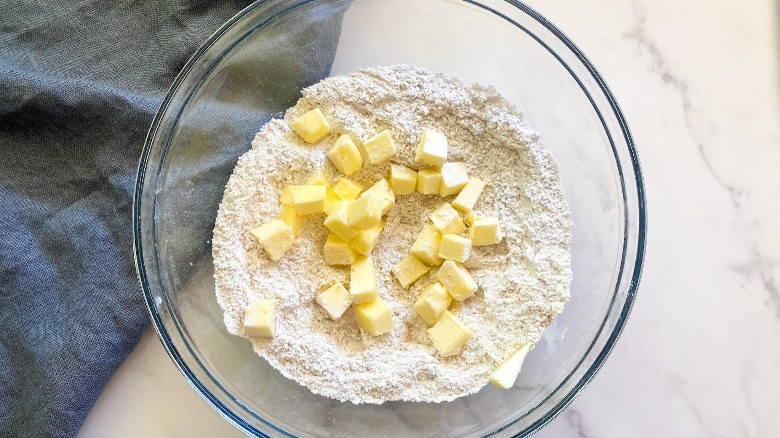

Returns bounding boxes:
[133,0,646,436]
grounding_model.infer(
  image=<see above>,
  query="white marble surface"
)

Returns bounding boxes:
[80,0,780,436]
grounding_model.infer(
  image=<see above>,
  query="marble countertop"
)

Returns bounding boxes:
[79,0,780,436]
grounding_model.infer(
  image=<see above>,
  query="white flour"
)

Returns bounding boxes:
[212,65,572,403]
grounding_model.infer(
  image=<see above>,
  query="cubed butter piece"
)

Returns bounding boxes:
[279,204,304,236]
[430,203,467,235]
[288,185,326,215]
[323,188,342,215]
[350,222,383,255]
[469,217,502,246]
[416,169,442,195]
[410,224,444,266]
[307,171,329,186]
[363,129,396,164]
[427,310,473,356]
[439,162,469,197]
[462,210,478,227]
[327,134,363,175]
[333,177,363,200]
[323,201,359,241]
[438,234,472,263]
[292,108,330,143]
[354,297,393,336]
[316,283,351,320]
[243,299,275,338]
[347,196,381,230]
[489,344,532,389]
[436,260,478,301]
[324,233,358,266]
[414,282,452,325]
[360,178,395,215]
[452,178,485,211]
[392,254,430,289]
[415,129,448,167]
[279,186,294,206]
[249,219,295,261]
[350,256,378,304]
[389,163,417,195]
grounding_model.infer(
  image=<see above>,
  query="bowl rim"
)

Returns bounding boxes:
[132,0,647,436]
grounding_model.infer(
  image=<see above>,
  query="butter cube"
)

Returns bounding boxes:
[323,201,359,241]
[392,255,430,289]
[333,177,363,200]
[243,299,275,338]
[278,204,304,236]
[363,129,396,164]
[279,186,294,206]
[436,260,478,301]
[249,219,295,261]
[430,203,467,235]
[323,188,342,215]
[316,283,351,320]
[452,178,485,211]
[389,163,417,195]
[347,196,381,230]
[462,210,477,227]
[327,134,363,175]
[438,234,472,263]
[416,169,442,195]
[307,171,329,186]
[414,282,452,325]
[360,178,395,215]
[469,217,502,246]
[288,185,326,215]
[350,256,378,304]
[324,233,358,266]
[439,162,469,196]
[410,224,443,266]
[415,129,448,167]
[354,296,393,336]
[350,222,383,255]
[489,344,531,389]
[427,310,473,356]
[292,108,330,143]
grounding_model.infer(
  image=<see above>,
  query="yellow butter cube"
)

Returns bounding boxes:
[350,222,383,255]
[354,296,393,336]
[439,162,469,197]
[333,177,363,200]
[323,188,342,215]
[415,129,448,167]
[489,344,531,389]
[469,217,502,246]
[416,169,442,195]
[452,178,485,212]
[388,163,417,195]
[436,260,478,301]
[316,283,351,320]
[307,171,329,186]
[278,204,304,236]
[350,256,378,304]
[347,196,381,230]
[249,219,295,261]
[323,201,359,241]
[438,234,472,263]
[430,203,467,235]
[410,224,443,266]
[292,108,330,143]
[427,310,473,356]
[462,210,478,227]
[288,185,326,215]
[363,129,396,164]
[392,254,430,289]
[360,178,395,215]
[279,186,294,206]
[324,233,358,266]
[327,134,363,175]
[414,282,453,325]
[243,299,275,338]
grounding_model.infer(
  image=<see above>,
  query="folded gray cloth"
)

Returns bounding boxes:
[0,1,347,436]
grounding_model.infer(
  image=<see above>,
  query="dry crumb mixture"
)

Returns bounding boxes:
[212,65,572,403]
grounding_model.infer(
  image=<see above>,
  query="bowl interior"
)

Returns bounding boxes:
[135,0,644,436]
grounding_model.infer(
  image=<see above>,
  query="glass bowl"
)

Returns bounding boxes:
[133,0,646,436]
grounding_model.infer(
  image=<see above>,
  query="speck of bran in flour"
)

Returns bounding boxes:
[212,65,572,404]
